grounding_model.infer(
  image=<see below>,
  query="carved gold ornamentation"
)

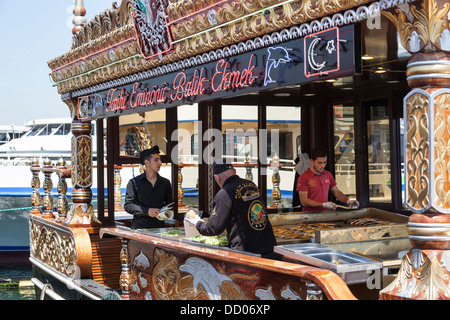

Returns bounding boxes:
[65,202,100,226]
[402,89,450,213]
[381,249,450,299]
[49,0,377,95]
[120,239,131,299]
[114,166,126,212]
[270,153,281,207]
[433,92,450,209]
[56,159,69,221]
[177,164,186,208]
[383,0,450,53]
[30,220,78,277]
[42,159,55,219]
[30,159,42,215]
[151,248,198,299]
[114,167,123,204]
[71,134,92,188]
[405,90,430,212]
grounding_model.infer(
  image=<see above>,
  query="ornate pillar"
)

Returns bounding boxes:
[269,154,282,209]
[119,239,130,300]
[177,161,188,212]
[114,165,125,213]
[380,0,450,300]
[42,158,55,219]
[56,158,70,223]
[64,119,100,227]
[30,159,42,215]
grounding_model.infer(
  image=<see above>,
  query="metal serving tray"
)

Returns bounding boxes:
[274,244,382,284]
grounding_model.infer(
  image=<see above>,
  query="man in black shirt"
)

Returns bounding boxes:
[187,160,279,259]
[124,145,173,229]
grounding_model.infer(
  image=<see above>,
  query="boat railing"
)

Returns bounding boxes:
[29,158,71,221]
[28,155,297,222]
[28,158,132,222]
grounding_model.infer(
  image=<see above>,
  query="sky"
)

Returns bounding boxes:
[0,0,115,126]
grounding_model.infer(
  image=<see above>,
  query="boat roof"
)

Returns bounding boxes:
[24,118,73,126]
[0,125,30,132]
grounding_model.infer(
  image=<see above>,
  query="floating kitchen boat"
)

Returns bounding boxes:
[27,0,450,301]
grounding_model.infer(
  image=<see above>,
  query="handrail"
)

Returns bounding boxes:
[100,226,357,300]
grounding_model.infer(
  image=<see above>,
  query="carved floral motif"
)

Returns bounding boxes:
[30,220,78,277]
[381,249,450,299]
[404,90,430,212]
[383,0,450,53]
[433,92,450,210]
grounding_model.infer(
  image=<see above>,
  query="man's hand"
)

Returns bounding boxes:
[322,202,336,210]
[346,200,359,208]
[148,208,160,218]
[185,213,201,225]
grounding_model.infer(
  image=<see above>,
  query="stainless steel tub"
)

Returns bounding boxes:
[275,244,383,284]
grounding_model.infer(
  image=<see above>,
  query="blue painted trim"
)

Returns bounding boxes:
[0,187,294,198]
[0,246,30,251]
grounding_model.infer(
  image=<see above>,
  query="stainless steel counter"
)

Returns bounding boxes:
[274,243,383,284]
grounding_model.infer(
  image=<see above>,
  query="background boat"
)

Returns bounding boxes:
[0,124,29,147]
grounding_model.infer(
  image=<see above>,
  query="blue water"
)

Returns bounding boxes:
[0,197,30,250]
[0,197,33,300]
[0,266,34,300]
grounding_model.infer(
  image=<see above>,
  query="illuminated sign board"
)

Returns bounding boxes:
[78,25,360,120]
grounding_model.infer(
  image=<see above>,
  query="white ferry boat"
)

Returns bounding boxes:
[0,113,301,200]
[0,118,79,197]
[0,118,78,163]
[0,124,29,146]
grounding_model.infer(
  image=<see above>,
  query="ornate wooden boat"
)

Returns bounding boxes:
[30,0,450,301]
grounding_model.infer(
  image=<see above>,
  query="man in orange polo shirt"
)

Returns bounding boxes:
[297,147,359,211]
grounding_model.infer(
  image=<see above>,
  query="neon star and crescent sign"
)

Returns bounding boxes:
[304,27,341,77]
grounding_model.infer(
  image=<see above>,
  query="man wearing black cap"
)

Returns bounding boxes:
[187,160,279,259]
[124,145,173,229]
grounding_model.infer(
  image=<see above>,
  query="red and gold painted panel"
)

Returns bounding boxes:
[127,240,306,300]
[101,227,357,300]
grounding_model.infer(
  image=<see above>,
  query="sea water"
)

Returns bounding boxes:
[0,197,34,300]
[0,196,31,251]
[0,266,34,300]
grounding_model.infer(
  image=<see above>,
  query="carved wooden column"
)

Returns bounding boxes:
[245,155,253,181]
[380,0,450,300]
[42,158,55,219]
[56,158,70,223]
[114,165,125,213]
[177,161,188,212]
[269,153,282,208]
[119,238,130,300]
[64,119,100,227]
[30,159,42,215]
